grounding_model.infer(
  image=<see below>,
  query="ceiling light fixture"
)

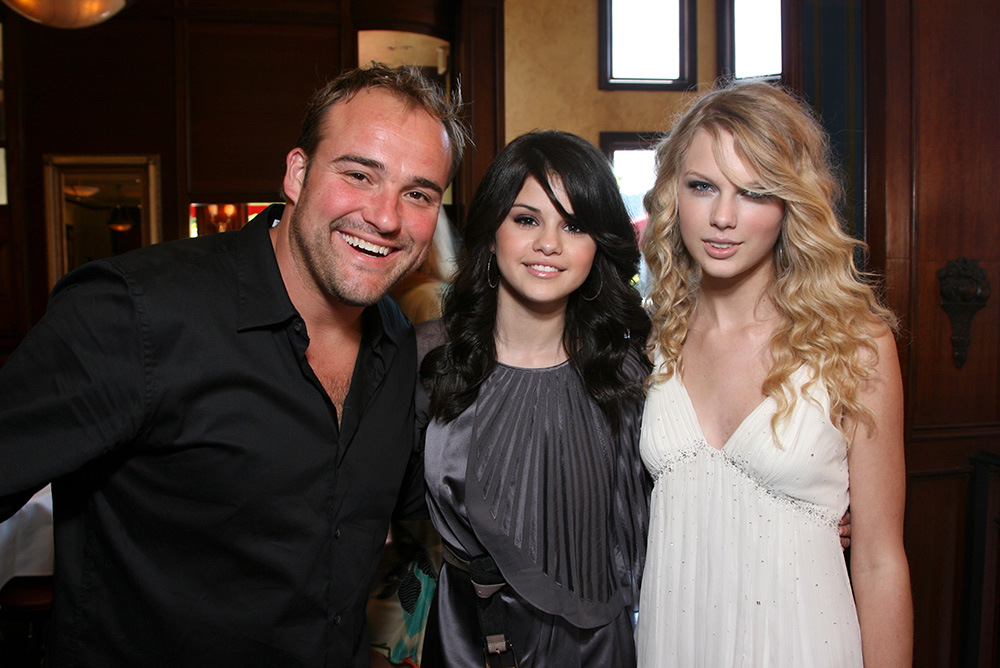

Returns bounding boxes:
[2,0,129,29]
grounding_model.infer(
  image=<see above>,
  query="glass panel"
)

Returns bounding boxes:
[610,148,657,223]
[734,0,782,79]
[608,145,657,295]
[610,0,680,81]
[188,203,274,237]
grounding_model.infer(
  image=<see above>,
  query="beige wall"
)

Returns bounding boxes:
[504,0,718,146]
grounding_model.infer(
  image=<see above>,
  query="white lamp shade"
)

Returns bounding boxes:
[2,0,128,29]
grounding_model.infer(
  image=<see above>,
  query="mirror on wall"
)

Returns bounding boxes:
[44,155,161,287]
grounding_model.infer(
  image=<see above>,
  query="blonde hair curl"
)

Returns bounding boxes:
[642,80,897,442]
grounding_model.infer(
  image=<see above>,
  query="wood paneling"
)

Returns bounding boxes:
[351,0,457,39]
[453,0,504,228]
[906,472,970,667]
[866,0,1000,665]
[14,13,178,318]
[912,260,999,426]
[184,20,342,200]
[0,207,18,343]
[181,0,341,17]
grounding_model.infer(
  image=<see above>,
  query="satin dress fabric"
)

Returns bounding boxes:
[421,352,649,668]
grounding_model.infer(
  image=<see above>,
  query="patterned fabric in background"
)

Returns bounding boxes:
[368,520,442,667]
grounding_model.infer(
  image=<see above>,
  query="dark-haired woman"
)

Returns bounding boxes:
[418,130,651,667]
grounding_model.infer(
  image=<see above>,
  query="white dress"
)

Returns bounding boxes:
[636,364,863,667]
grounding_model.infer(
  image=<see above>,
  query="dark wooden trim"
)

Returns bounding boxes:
[175,12,192,241]
[598,0,696,91]
[780,0,803,94]
[715,0,735,79]
[453,0,504,229]
[907,468,973,482]
[0,9,31,354]
[960,450,1000,668]
[863,0,914,395]
[909,423,1000,442]
[598,131,660,157]
[715,0,795,90]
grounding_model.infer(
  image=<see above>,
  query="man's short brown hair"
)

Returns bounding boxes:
[296,63,468,181]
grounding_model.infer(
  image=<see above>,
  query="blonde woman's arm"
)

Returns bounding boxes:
[847,329,913,667]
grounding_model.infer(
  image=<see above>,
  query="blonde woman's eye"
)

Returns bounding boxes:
[742,189,770,200]
[688,180,712,192]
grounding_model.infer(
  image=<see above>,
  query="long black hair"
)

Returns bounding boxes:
[422,130,651,430]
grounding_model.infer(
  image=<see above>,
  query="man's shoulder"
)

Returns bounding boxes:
[108,230,241,281]
[47,232,248,319]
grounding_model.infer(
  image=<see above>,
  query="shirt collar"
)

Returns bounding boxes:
[235,203,405,348]
[236,203,298,332]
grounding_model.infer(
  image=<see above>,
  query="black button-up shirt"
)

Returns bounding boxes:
[0,205,425,667]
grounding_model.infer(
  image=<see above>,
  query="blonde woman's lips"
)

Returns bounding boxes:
[703,240,740,259]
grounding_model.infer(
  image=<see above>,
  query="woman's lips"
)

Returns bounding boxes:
[703,240,740,259]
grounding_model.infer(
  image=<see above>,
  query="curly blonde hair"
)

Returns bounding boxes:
[642,80,897,441]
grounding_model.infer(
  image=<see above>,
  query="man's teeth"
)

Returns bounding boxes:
[528,264,560,272]
[340,232,390,256]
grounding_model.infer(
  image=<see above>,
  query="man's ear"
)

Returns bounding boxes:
[283,148,308,205]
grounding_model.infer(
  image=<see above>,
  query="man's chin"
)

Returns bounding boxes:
[329,276,403,308]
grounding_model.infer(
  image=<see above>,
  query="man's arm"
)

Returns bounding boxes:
[0,262,147,517]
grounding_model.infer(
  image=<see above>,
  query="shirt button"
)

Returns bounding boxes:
[334,528,341,539]
[333,615,342,625]
[293,320,303,332]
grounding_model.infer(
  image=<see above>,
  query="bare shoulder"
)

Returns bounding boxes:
[859,320,901,384]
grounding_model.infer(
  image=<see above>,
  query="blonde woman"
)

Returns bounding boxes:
[636,81,912,667]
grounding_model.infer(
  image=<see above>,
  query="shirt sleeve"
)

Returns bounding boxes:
[0,261,148,520]
[392,327,434,522]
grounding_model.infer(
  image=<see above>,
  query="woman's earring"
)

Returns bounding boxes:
[487,254,500,289]
[776,241,790,272]
[581,273,603,301]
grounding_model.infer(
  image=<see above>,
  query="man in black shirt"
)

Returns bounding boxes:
[0,65,466,667]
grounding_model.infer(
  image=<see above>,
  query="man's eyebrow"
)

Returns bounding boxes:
[412,177,445,197]
[332,155,444,196]
[332,155,384,171]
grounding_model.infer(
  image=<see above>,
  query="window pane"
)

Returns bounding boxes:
[611,148,657,221]
[734,0,782,79]
[611,0,680,81]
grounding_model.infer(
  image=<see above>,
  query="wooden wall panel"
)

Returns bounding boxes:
[184,20,343,200]
[912,260,1000,427]
[182,0,341,16]
[906,473,970,668]
[15,14,178,313]
[0,207,18,350]
[453,0,504,228]
[866,0,1000,665]
[351,0,457,38]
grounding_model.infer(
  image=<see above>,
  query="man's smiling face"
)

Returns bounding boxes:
[282,88,452,306]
